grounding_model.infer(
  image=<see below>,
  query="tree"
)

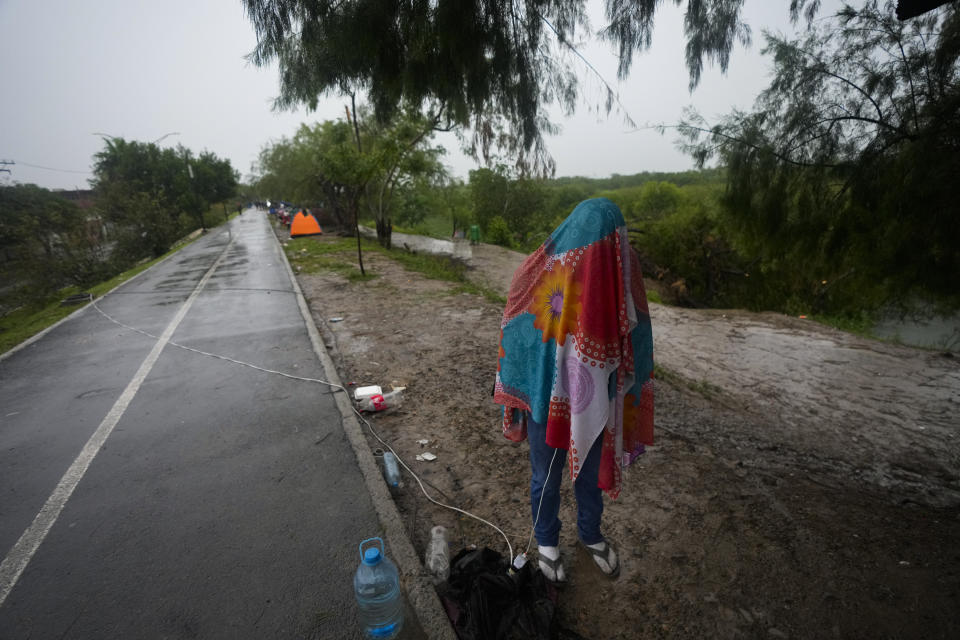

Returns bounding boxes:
[190,151,239,220]
[438,179,472,236]
[679,0,960,313]
[468,165,549,244]
[242,0,753,175]
[92,139,238,260]
[357,108,447,248]
[0,185,108,304]
[468,166,511,233]
[634,181,685,220]
[255,111,443,261]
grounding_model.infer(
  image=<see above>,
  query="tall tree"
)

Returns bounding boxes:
[358,108,447,248]
[92,139,237,259]
[679,0,960,312]
[242,0,753,175]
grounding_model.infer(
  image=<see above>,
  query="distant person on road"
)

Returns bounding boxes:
[493,197,654,584]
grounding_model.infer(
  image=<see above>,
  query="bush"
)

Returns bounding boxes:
[487,216,513,247]
[640,202,747,307]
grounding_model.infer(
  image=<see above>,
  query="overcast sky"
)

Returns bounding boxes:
[0,0,829,191]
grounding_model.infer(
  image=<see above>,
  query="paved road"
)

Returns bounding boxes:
[0,212,386,638]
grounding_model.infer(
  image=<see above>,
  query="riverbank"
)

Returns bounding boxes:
[287,229,960,639]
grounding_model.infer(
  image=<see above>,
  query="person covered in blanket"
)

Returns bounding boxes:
[493,198,654,584]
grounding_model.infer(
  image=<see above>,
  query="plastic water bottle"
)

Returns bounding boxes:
[382,451,401,487]
[359,389,403,412]
[354,537,403,639]
[425,525,450,583]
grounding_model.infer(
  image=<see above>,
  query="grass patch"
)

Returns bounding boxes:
[372,243,505,303]
[811,311,877,338]
[389,210,457,240]
[653,363,680,386]
[284,233,506,302]
[654,363,723,400]
[283,236,377,282]
[0,297,86,355]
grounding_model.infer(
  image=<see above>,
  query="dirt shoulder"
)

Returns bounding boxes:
[289,230,959,640]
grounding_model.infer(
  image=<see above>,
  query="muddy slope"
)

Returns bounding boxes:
[293,234,959,640]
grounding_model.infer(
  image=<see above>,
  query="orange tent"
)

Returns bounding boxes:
[290,210,323,237]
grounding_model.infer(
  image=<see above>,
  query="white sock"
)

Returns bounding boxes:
[538,545,559,560]
[538,545,565,581]
[586,541,617,574]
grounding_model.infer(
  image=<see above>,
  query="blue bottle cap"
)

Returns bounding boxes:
[363,547,382,566]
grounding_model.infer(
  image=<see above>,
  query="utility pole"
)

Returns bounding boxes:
[186,159,205,233]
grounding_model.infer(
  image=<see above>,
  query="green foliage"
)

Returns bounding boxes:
[640,199,746,307]
[468,167,509,232]
[284,237,376,281]
[284,234,503,302]
[468,165,551,244]
[92,138,237,261]
[243,0,755,174]
[634,181,684,220]
[373,243,504,303]
[595,181,685,223]
[0,234,200,355]
[254,111,444,249]
[486,215,513,247]
[361,109,447,247]
[679,1,960,314]
[0,185,110,305]
[441,180,472,236]
[256,120,368,227]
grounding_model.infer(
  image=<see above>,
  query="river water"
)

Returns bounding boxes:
[872,308,960,351]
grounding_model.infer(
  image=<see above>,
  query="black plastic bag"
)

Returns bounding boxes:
[437,547,587,640]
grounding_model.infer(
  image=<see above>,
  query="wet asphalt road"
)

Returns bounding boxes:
[0,211,381,638]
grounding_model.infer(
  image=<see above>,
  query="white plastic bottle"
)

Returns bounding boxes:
[354,538,403,639]
[359,389,404,412]
[425,525,450,583]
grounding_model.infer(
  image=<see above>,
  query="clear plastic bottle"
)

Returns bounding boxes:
[354,538,403,639]
[382,451,401,487]
[359,389,404,412]
[425,525,450,583]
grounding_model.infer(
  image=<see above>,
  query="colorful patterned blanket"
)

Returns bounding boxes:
[494,198,654,498]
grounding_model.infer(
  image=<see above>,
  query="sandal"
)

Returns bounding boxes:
[583,539,620,579]
[538,552,567,586]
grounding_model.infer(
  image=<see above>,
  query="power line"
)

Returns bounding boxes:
[4,160,90,175]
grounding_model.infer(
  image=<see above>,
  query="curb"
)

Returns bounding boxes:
[274,229,458,640]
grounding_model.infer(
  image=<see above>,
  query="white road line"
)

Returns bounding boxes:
[0,238,234,607]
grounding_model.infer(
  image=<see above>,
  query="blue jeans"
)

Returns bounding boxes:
[527,415,605,547]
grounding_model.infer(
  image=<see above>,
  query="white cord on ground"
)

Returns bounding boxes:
[92,299,343,388]
[90,296,517,562]
[352,405,514,564]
